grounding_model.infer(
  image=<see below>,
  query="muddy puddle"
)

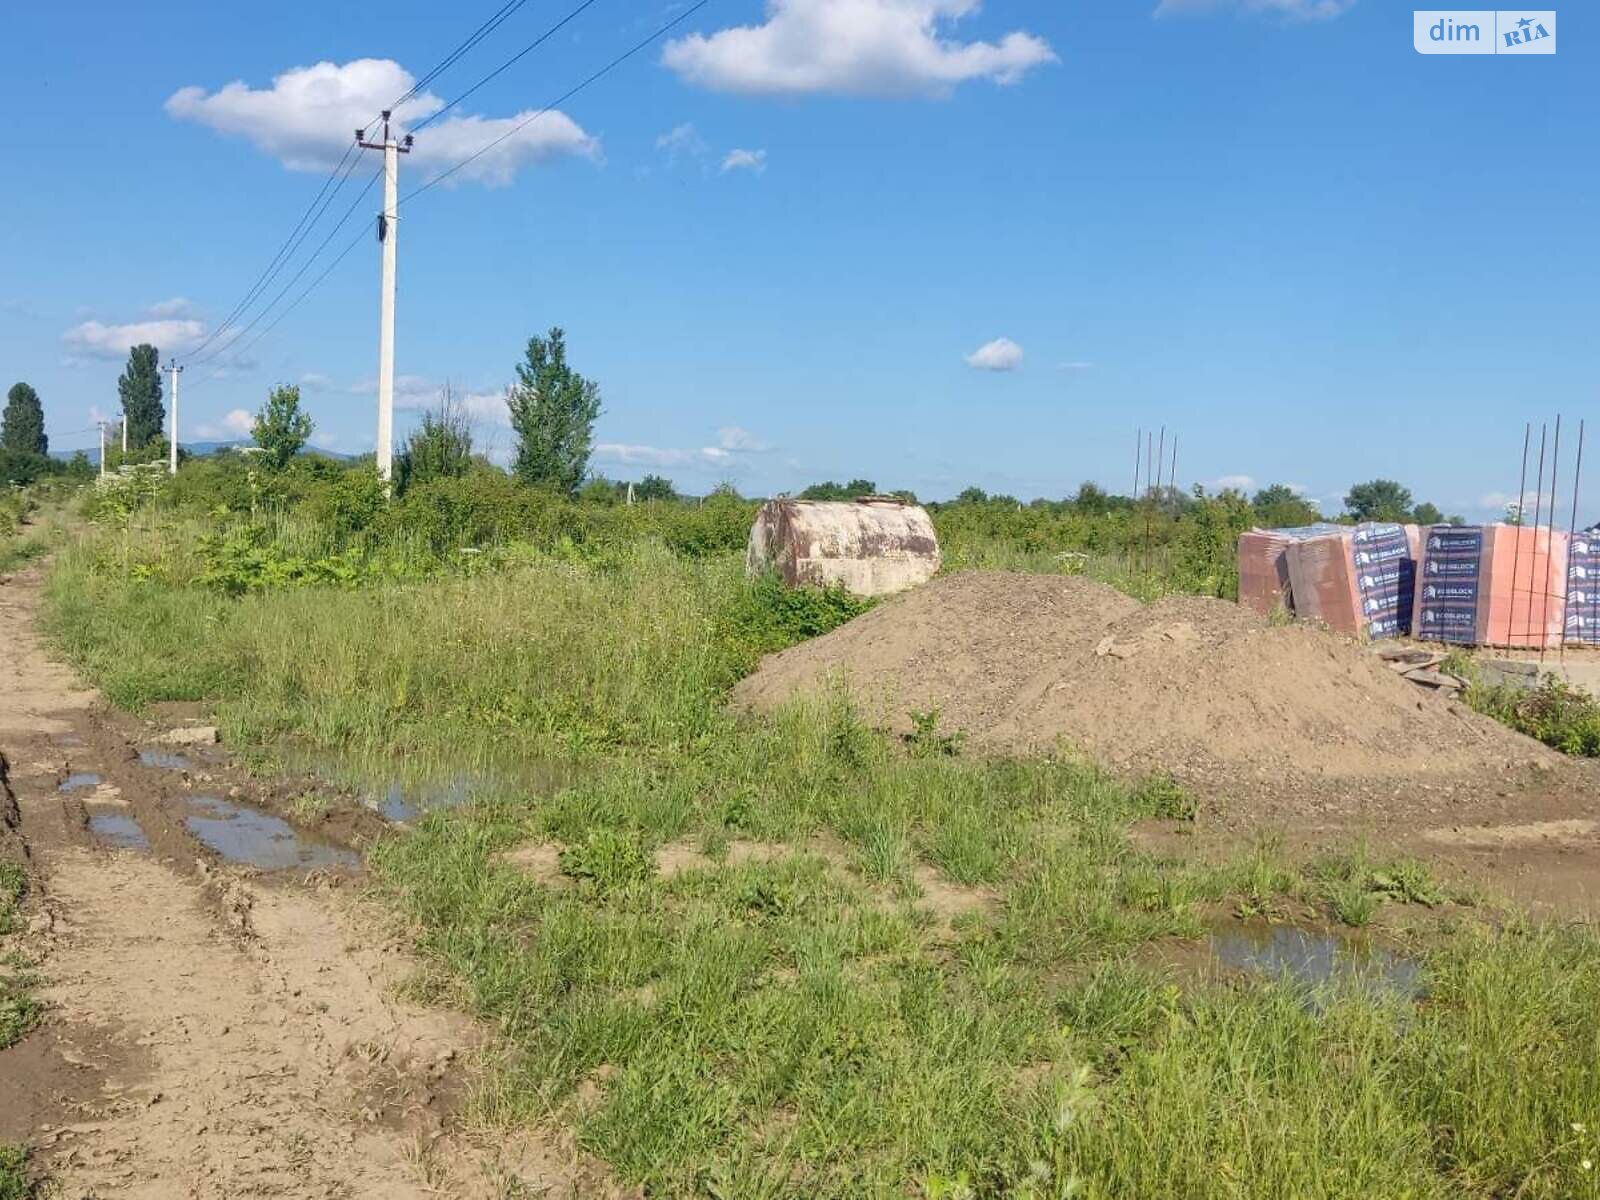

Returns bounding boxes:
[59,772,101,793]
[372,775,485,823]
[281,749,576,824]
[88,810,150,851]
[138,748,193,771]
[1209,923,1423,1000]
[184,796,359,871]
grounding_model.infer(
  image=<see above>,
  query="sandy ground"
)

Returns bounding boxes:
[0,561,618,1198]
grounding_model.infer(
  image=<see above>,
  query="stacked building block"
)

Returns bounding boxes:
[1414,524,1569,648]
[1283,523,1416,640]
[1237,523,1345,618]
[1413,526,1484,644]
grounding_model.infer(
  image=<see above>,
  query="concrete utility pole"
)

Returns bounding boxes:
[98,422,107,475]
[121,416,127,456]
[166,360,183,475]
[359,113,412,485]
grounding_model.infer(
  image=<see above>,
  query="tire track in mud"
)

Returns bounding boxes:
[0,561,608,1198]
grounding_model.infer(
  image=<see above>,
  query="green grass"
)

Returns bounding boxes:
[0,862,24,937]
[38,514,1600,1197]
[0,864,40,1051]
[0,1143,32,1200]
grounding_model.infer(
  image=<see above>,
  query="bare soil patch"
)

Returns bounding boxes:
[1,559,610,1197]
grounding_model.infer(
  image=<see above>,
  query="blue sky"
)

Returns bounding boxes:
[2,1,1594,516]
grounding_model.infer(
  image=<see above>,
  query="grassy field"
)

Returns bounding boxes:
[34,505,1600,1198]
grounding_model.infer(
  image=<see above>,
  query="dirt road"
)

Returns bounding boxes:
[0,561,601,1197]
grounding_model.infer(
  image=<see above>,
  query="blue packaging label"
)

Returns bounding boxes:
[1567,535,1600,644]
[1417,525,1482,642]
[1350,523,1415,639]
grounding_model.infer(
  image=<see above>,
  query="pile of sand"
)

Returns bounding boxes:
[732,572,1567,811]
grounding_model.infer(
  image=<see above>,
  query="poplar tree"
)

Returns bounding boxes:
[1,382,46,455]
[507,327,601,495]
[117,344,165,448]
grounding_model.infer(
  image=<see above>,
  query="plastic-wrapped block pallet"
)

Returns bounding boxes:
[1413,526,1484,645]
[1236,523,1346,617]
[1284,523,1417,639]
[1567,528,1600,646]
[1415,524,1569,648]
[1484,525,1567,648]
[1350,523,1417,639]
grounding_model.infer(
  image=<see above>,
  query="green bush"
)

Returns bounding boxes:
[717,571,874,671]
[1469,677,1600,757]
[313,465,387,537]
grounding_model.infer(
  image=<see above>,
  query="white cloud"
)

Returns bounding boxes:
[461,389,510,425]
[298,371,330,391]
[1154,0,1355,20]
[353,375,513,426]
[595,443,710,468]
[1479,489,1556,518]
[662,0,1056,97]
[147,297,192,317]
[1213,474,1255,492]
[1057,360,1095,371]
[1286,482,1311,496]
[62,318,207,361]
[717,426,772,452]
[353,373,438,410]
[166,58,597,186]
[195,408,256,440]
[656,122,708,161]
[965,337,1024,371]
[720,148,768,174]
[595,426,776,470]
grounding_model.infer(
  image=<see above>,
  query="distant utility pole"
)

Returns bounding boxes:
[166,360,183,475]
[98,421,107,475]
[359,112,412,485]
[121,415,127,456]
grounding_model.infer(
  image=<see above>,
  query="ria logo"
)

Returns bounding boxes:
[1502,13,1553,46]
[1414,10,1556,54]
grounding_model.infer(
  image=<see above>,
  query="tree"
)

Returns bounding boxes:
[635,474,676,501]
[117,344,165,449]
[1073,481,1111,515]
[956,486,989,504]
[799,479,876,500]
[507,327,601,495]
[1252,483,1321,528]
[396,384,473,495]
[1412,501,1445,526]
[2,382,46,455]
[252,384,313,470]
[1343,479,1413,522]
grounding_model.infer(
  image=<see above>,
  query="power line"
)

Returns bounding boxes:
[392,0,541,114]
[187,0,545,367]
[405,0,713,201]
[187,165,382,369]
[407,0,604,136]
[182,140,361,364]
[178,0,716,378]
[189,221,371,393]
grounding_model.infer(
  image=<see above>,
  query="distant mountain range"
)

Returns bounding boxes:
[49,441,356,465]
